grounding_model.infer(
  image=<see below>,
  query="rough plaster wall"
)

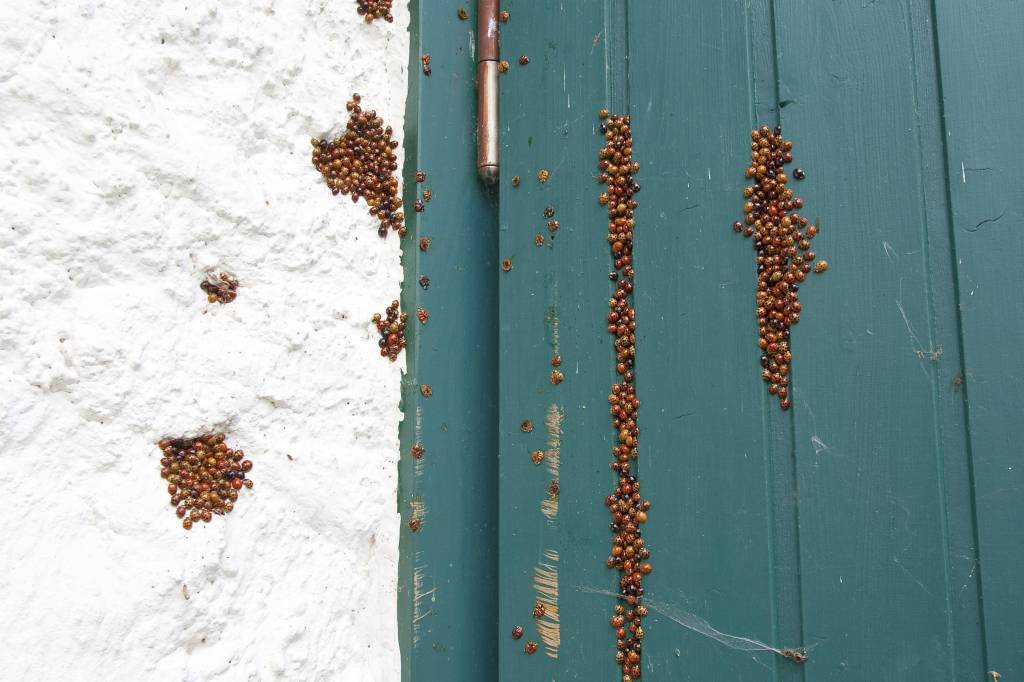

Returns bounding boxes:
[0,2,407,680]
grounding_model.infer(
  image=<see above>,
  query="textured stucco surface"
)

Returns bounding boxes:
[0,2,406,680]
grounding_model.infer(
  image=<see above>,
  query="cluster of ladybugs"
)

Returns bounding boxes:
[199,271,238,305]
[732,125,826,410]
[598,109,652,682]
[372,300,408,362]
[355,0,393,23]
[158,434,253,530]
[310,94,404,239]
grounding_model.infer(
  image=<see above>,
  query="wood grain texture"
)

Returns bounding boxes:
[402,0,1023,679]
[497,1,626,679]
[398,1,499,678]
[626,0,1010,679]
[934,0,1024,677]
[773,1,973,679]
[629,2,805,680]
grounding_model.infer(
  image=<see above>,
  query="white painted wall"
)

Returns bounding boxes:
[0,2,407,680]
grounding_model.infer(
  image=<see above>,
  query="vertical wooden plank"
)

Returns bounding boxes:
[497,1,625,679]
[773,1,979,678]
[903,2,988,677]
[398,1,499,678]
[629,1,802,680]
[933,0,1024,676]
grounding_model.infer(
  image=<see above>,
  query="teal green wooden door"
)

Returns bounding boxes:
[398,2,498,679]
[494,1,1024,680]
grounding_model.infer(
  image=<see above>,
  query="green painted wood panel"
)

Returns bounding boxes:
[398,1,498,679]
[933,0,1024,677]
[766,2,983,679]
[628,2,804,680]
[491,1,1022,681]
[398,1,1022,679]
[497,2,628,680]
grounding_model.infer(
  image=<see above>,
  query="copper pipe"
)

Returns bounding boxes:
[476,0,499,182]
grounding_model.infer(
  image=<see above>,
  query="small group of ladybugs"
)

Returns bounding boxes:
[598,108,651,682]
[355,0,393,23]
[372,300,408,362]
[199,271,238,305]
[732,125,826,410]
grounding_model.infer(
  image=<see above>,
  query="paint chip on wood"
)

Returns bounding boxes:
[533,549,560,659]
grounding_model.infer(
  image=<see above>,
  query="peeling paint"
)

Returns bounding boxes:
[410,498,428,524]
[546,281,560,356]
[540,404,563,524]
[412,552,436,648]
[414,405,425,477]
[544,403,562,477]
[540,495,559,523]
[533,549,561,659]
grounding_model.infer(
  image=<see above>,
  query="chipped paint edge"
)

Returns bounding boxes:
[533,549,561,659]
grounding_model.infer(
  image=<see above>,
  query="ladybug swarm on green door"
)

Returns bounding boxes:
[732,125,827,411]
[598,109,652,682]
